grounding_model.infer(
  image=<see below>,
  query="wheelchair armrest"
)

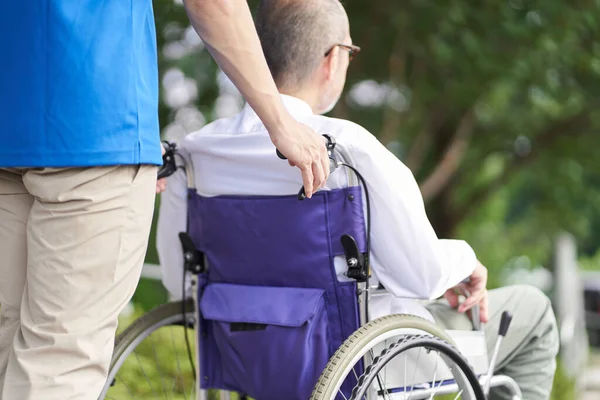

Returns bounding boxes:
[367,283,483,331]
[370,287,388,298]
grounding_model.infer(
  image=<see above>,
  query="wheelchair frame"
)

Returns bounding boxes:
[101,143,523,400]
[174,146,522,400]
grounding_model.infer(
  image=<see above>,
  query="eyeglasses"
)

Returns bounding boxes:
[324,43,361,61]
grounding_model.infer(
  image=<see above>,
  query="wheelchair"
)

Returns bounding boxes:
[99,141,522,400]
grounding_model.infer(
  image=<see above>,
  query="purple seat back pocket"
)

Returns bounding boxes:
[200,283,331,400]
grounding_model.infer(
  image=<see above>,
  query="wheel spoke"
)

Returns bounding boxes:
[149,330,171,400]
[403,352,407,400]
[367,349,390,400]
[133,350,161,400]
[427,350,440,399]
[352,366,360,382]
[116,371,135,399]
[379,373,391,400]
[170,325,183,395]
[406,347,423,400]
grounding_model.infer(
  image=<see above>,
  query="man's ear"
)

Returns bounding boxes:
[323,46,339,82]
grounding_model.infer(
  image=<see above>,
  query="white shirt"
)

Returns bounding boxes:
[156,95,477,321]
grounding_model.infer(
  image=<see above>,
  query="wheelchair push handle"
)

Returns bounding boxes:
[276,134,338,200]
[157,141,178,180]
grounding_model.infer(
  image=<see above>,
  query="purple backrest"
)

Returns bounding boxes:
[188,187,367,400]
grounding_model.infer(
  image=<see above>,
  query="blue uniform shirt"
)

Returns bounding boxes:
[0,1,162,167]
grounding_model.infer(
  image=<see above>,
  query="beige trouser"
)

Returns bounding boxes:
[427,284,560,400]
[0,165,156,400]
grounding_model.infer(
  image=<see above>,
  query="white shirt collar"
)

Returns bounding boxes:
[242,94,314,120]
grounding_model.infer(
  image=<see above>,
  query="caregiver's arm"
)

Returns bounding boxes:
[182,0,328,197]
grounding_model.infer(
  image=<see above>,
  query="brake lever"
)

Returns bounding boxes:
[276,134,337,200]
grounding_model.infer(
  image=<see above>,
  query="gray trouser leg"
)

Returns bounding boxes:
[426,285,560,400]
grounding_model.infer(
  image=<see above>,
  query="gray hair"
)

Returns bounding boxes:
[255,0,348,89]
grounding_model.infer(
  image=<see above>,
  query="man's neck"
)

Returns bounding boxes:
[279,87,319,114]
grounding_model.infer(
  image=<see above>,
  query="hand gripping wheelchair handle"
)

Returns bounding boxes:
[157,141,178,180]
[276,134,338,200]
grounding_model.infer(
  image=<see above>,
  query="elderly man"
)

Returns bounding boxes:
[157,0,559,399]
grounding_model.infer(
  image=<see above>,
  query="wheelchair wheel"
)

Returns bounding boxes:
[310,314,485,400]
[98,299,197,400]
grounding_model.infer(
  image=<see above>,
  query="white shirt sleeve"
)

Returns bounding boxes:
[156,165,189,300]
[341,125,477,300]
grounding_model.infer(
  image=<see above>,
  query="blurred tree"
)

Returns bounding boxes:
[149,0,600,280]
[338,0,600,237]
